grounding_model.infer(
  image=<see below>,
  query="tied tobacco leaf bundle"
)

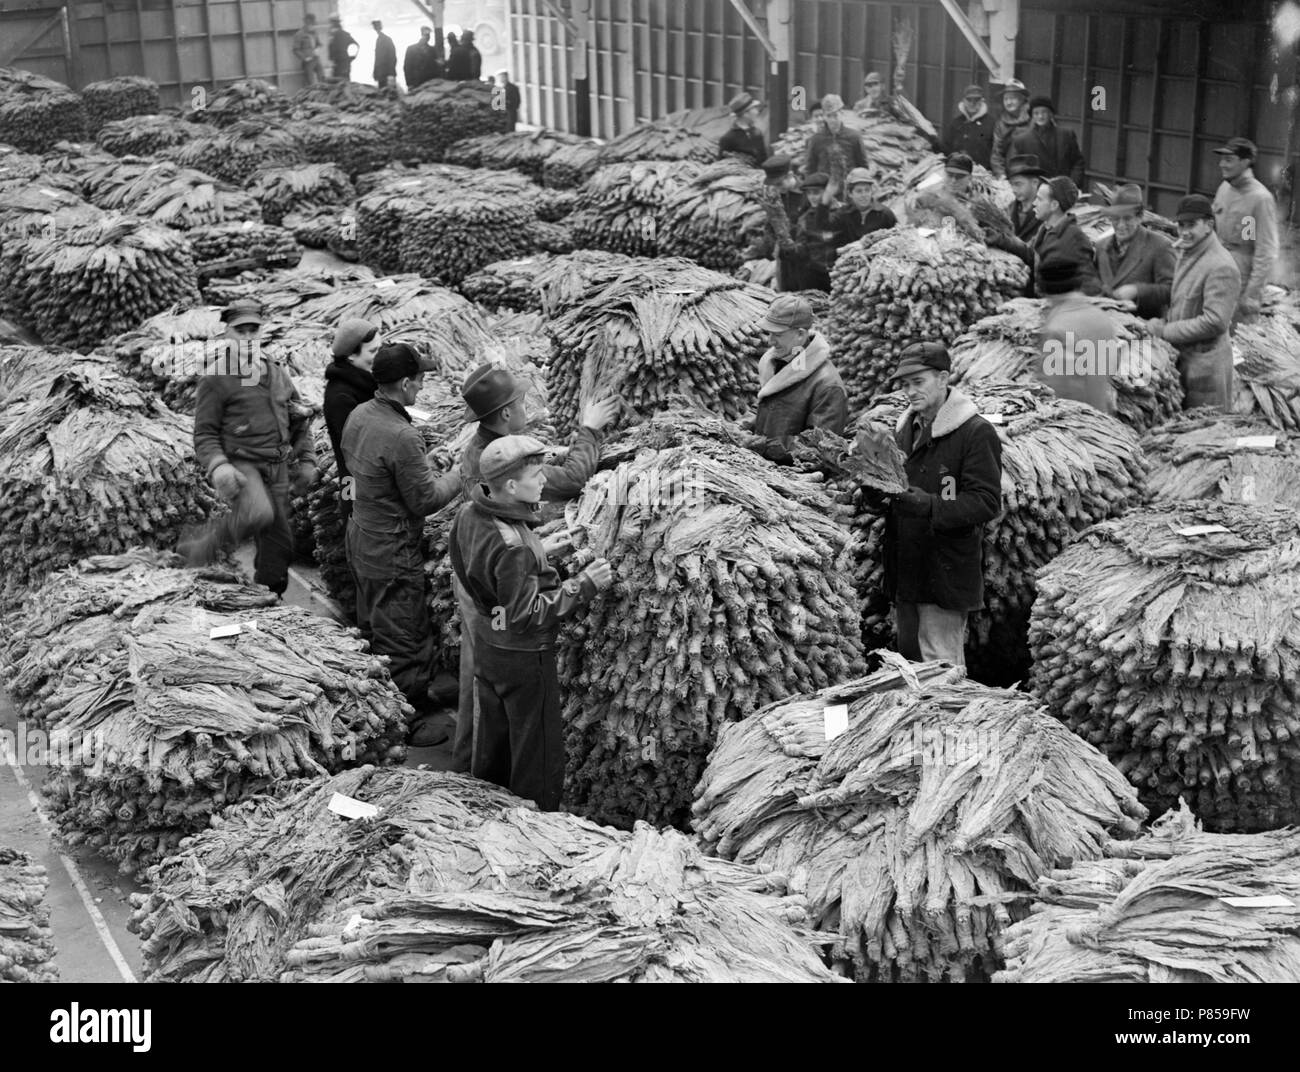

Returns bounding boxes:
[0,846,57,983]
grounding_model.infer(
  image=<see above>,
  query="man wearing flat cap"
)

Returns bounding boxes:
[746,154,804,289]
[854,71,889,116]
[1000,175,1101,297]
[805,94,868,200]
[1146,194,1241,411]
[943,84,994,170]
[719,92,768,168]
[449,435,614,810]
[744,294,848,463]
[871,343,1002,669]
[791,171,841,291]
[1093,183,1175,318]
[1212,137,1279,323]
[833,167,897,246]
[185,299,317,596]
[1009,96,1085,187]
[342,343,463,746]
[446,366,619,772]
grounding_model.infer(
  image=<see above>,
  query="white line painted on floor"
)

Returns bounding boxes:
[2,745,137,983]
[287,565,344,621]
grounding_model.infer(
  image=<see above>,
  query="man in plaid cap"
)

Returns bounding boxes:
[1211,137,1279,322]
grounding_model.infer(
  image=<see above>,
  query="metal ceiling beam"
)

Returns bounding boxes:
[726,0,778,62]
[937,0,1004,81]
[539,0,579,39]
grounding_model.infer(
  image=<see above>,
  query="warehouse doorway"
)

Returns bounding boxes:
[0,4,74,87]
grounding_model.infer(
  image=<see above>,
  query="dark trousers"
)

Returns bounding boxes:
[449,576,478,773]
[347,521,434,711]
[191,459,293,595]
[472,643,564,811]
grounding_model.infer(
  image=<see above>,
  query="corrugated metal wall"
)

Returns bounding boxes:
[507,0,1294,220]
[0,0,337,104]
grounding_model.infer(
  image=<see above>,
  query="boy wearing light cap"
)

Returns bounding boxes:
[744,294,848,462]
[943,84,993,170]
[1146,194,1241,410]
[342,343,462,745]
[832,167,897,246]
[1211,137,1279,322]
[870,343,1002,669]
[450,435,613,810]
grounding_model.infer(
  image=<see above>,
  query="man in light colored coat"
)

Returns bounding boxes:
[990,79,1030,178]
[1147,195,1242,411]
[1036,258,1119,416]
[1094,183,1175,318]
[1211,137,1279,323]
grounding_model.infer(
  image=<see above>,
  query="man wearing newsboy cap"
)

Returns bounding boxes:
[1093,183,1175,318]
[867,342,1002,670]
[341,343,464,746]
[743,294,848,463]
[1211,136,1279,322]
[1145,194,1241,411]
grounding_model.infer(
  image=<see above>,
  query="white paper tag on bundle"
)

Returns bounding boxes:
[39,187,63,198]
[824,704,849,741]
[1176,525,1232,537]
[342,913,365,938]
[242,219,254,231]
[328,793,379,820]
[375,278,396,289]
[407,406,431,421]
[1235,435,1277,450]
[915,227,937,238]
[981,412,1004,425]
[1232,351,1245,366]
[1219,894,1294,909]
[209,620,257,639]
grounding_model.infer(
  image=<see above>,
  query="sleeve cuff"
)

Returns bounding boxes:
[206,456,230,479]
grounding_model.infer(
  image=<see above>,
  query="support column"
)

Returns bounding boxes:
[984,0,1019,84]
[572,0,592,137]
[767,0,792,139]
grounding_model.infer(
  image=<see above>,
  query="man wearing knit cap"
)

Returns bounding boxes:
[184,299,317,596]
[990,78,1030,178]
[1036,258,1120,416]
[323,318,380,528]
[1211,137,1279,322]
[1094,184,1175,318]
[869,343,1002,669]
[1146,195,1241,411]
[719,91,768,167]
[449,435,614,809]
[805,94,867,198]
[447,366,619,772]
[943,84,994,170]
[1002,176,1101,297]
[744,294,848,463]
[1009,96,1085,187]
[342,343,462,746]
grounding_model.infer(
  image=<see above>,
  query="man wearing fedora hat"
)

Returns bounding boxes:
[805,94,867,200]
[869,342,1002,669]
[1009,97,1085,188]
[1212,137,1279,323]
[998,175,1101,297]
[1146,194,1241,411]
[719,92,768,168]
[943,84,994,170]
[1094,183,1175,318]
[985,153,1047,254]
[184,299,317,595]
[990,78,1031,178]
[342,343,464,746]
[449,366,619,771]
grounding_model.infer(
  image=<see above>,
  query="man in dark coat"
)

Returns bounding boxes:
[744,294,848,463]
[1009,97,1085,188]
[1146,195,1242,411]
[448,366,619,773]
[984,153,1045,260]
[999,176,1101,297]
[718,91,767,167]
[833,167,897,246]
[989,78,1030,178]
[943,84,994,170]
[404,27,438,89]
[805,95,867,200]
[744,154,803,292]
[791,171,840,292]
[372,21,397,88]
[494,70,522,130]
[341,345,462,745]
[872,343,1002,669]
[1094,183,1175,318]
[323,318,379,527]
[462,31,482,79]
[327,16,359,81]
[184,300,317,595]
[450,436,614,809]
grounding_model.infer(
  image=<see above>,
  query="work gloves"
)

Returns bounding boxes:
[894,486,933,517]
[211,463,247,502]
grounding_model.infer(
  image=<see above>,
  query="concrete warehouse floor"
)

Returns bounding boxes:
[0,546,456,983]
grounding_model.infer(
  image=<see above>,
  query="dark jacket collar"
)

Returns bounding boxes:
[469,482,543,525]
[325,360,377,394]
